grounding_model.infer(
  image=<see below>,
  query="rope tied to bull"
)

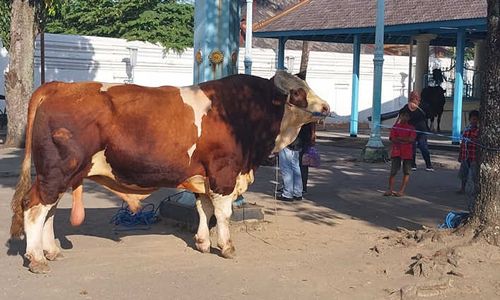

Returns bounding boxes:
[330,114,500,153]
[110,202,160,231]
[286,102,328,118]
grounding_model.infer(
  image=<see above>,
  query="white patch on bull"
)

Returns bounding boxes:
[179,86,212,159]
[272,71,330,153]
[187,144,197,159]
[24,203,56,265]
[88,150,116,180]
[99,83,123,92]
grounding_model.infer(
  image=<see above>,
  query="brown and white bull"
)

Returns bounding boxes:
[10,71,329,273]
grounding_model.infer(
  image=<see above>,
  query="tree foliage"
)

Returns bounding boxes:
[45,0,194,52]
[0,0,11,48]
[0,0,62,49]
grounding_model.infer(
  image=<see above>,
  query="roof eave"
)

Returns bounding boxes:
[254,18,487,39]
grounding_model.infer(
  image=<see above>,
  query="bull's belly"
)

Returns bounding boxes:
[86,150,254,196]
[86,150,196,191]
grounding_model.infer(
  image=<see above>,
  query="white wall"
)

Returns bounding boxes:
[0,33,453,125]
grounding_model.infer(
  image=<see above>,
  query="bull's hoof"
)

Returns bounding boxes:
[44,250,64,261]
[194,235,211,253]
[29,260,50,274]
[221,244,236,259]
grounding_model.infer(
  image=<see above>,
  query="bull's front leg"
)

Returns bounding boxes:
[194,194,214,253]
[211,193,236,258]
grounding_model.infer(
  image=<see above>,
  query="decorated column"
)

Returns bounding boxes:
[193,0,240,84]
[362,0,387,161]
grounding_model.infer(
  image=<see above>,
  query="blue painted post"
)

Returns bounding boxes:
[244,0,253,75]
[363,0,387,161]
[277,37,287,70]
[452,29,465,144]
[350,35,361,137]
[193,0,240,84]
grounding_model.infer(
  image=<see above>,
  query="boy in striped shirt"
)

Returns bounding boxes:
[458,110,479,199]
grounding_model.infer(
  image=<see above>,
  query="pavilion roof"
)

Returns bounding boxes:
[254,0,487,46]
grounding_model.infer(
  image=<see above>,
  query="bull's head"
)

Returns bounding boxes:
[271,70,330,152]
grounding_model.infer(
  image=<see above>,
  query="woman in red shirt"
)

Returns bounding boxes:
[384,110,417,197]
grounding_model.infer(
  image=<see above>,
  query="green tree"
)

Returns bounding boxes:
[45,0,194,52]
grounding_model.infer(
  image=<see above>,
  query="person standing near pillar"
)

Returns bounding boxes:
[399,91,434,171]
[278,136,303,202]
[299,123,316,195]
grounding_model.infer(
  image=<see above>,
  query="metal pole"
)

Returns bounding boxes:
[350,34,361,137]
[452,29,465,144]
[408,37,413,96]
[244,0,253,75]
[277,37,286,70]
[365,0,385,150]
[40,31,45,84]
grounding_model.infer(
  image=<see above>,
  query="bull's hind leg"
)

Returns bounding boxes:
[24,181,57,273]
[429,116,435,132]
[211,193,236,258]
[42,203,63,261]
[195,194,214,253]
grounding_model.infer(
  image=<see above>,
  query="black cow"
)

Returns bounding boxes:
[421,86,446,132]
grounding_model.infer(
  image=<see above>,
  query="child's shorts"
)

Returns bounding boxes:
[390,157,412,176]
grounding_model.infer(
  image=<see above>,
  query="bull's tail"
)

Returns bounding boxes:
[10,90,45,239]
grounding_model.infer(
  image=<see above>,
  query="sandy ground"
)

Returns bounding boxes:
[0,140,499,300]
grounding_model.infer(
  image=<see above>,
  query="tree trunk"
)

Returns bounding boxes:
[299,41,310,79]
[4,0,36,148]
[469,0,500,246]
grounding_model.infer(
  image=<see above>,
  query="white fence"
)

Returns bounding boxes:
[0,33,452,124]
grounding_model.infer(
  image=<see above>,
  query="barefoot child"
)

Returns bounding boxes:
[385,110,416,196]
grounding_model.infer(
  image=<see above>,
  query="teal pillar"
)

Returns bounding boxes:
[193,0,240,84]
[363,0,387,161]
[277,37,287,70]
[452,29,465,144]
[350,35,361,137]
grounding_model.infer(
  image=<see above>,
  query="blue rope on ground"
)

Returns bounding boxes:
[110,202,159,231]
[328,114,500,153]
[438,211,469,229]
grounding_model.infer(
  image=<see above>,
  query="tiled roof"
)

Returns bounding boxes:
[241,0,354,52]
[256,0,487,32]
